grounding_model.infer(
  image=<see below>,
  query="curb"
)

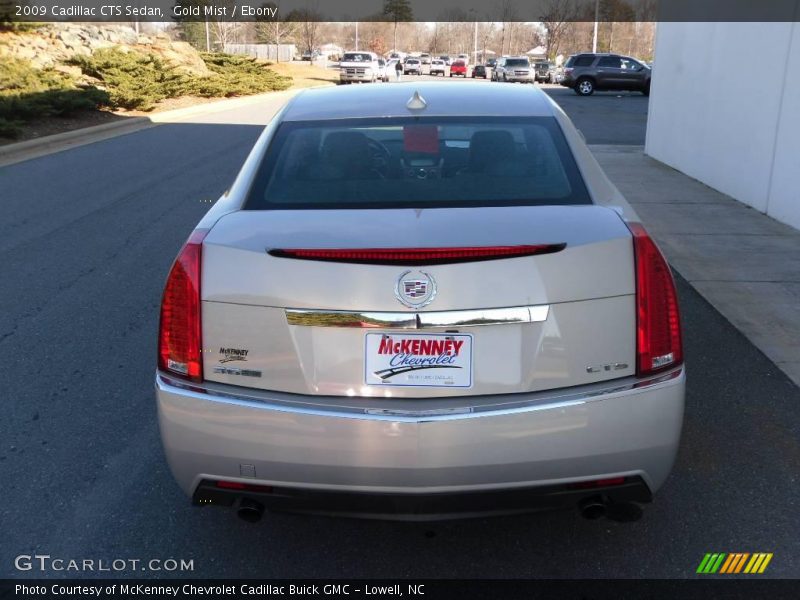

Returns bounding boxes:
[0,87,308,168]
[0,117,153,166]
[149,88,302,123]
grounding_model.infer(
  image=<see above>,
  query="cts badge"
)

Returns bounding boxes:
[395,270,436,308]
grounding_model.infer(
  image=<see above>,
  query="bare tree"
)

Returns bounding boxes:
[479,21,496,58]
[286,2,322,54]
[497,0,519,55]
[541,0,581,60]
[254,3,297,62]
[212,20,243,49]
[255,21,297,61]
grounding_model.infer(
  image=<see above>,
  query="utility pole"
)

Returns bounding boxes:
[474,21,478,64]
[592,0,599,53]
[355,22,359,50]
[205,20,210,52]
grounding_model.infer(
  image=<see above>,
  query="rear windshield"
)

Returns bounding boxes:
[244,117,590,210]
[505,59,530,67]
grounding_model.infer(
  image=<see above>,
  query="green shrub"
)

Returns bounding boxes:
[0,56,72,93]
[68,49,293,110]
[0,48,293,137]
[0,57,110,138]
[69,48,188,110]
[199,53,292,96]
[0,117,23,138]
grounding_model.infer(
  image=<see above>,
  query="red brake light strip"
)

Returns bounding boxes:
[268,244,566,265]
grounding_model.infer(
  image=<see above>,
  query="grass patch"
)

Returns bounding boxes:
[266,61,340,88]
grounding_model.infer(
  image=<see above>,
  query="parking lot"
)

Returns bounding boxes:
[2,79,798,579]
[363,68,650,145]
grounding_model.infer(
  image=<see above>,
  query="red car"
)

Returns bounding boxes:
[449,60,467,77]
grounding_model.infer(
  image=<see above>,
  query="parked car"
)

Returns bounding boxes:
[486,58,497,68]
[492,56,533,83]
[471,64,488,79]
[419,53,432,64]
[450,60,467,77]
[376,58,388,82]
[457,53,470,64]
[339,51,381,84]
[560,53,651,96]
[301,49,321,61]
[430,59,447,76]
[439,55,452,65]
[156,82,685,521]
[403,58,422,75]
[534,61,557,83]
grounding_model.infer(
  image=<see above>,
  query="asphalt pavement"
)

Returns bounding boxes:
[1,83,798,579]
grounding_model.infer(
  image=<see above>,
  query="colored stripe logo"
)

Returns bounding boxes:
[697,553,773,574]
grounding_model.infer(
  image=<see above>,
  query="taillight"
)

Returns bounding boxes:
[158,229,208,382]
[628,222,683,377]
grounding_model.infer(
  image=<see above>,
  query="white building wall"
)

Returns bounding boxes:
[645,22,800,229]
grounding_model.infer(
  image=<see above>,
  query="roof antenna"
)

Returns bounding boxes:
[406,91,427,111]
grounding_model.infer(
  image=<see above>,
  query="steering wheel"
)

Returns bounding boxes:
[366,138,391,176]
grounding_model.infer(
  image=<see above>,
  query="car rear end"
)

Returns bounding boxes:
[535,62,552,82]
[451,61,467,76]
[560,54,593,88]
[156,84,684,521]
[404,59,421,74]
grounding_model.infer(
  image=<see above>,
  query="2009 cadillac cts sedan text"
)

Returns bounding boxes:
[156,83,684,522]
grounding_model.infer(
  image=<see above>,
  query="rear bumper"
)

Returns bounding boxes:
[505,73,533,82]
[193,476,652,520]
[156,367,684,514]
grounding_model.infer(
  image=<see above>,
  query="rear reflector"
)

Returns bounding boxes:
[627,222,683,377]
[568,477,627,490]
[268,244,566,265]
[216,480,273,493]
[158,229,208,382]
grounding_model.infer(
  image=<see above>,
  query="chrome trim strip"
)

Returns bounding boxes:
[285,305,550,329]
[157,367,683,423]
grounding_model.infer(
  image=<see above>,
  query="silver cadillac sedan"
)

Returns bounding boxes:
[156,82,684,522]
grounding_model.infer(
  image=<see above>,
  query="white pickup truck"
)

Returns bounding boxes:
[339,51,381,84]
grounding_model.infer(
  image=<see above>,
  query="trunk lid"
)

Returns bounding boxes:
[201,205,636,398]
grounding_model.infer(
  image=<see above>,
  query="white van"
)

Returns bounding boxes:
[340,51,381,83]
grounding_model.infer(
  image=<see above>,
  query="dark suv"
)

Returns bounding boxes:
[560,53,651,96]
[534,61,556,83]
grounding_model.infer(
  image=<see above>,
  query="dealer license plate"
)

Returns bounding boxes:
[364,333,473,388]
